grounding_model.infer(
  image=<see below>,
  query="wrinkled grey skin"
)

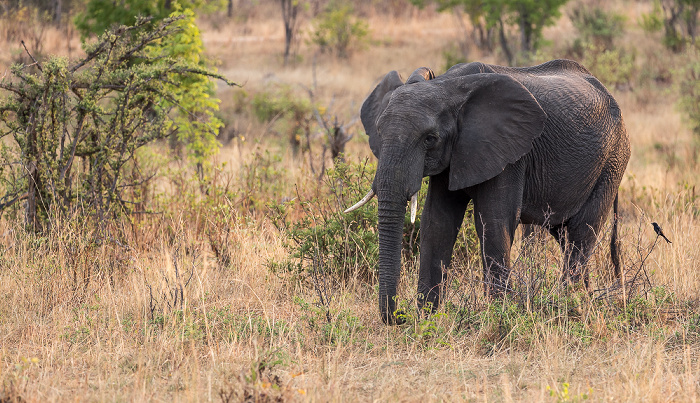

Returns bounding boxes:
[361,60,630,325]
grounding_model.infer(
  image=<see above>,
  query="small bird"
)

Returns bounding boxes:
[652,222,672,243]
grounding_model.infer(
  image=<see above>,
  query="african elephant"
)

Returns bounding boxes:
[346,60,630,324]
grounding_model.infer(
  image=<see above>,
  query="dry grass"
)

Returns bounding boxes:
[1,2,700,401]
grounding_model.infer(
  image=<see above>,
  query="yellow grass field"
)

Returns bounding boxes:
[1,1,699,401]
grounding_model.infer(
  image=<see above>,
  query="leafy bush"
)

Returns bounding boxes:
[158,9,225,169]
[581,44,636,89]
[74,0,208,39]
[570,5,626,50]
[639,1,664,34]
[309,2,369,58]
[75,0,168,39]
[0,16,232,230]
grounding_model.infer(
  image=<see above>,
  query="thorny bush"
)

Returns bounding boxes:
[0,15,234,232]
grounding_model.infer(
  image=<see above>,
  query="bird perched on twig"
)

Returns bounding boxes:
[652,222,672,243]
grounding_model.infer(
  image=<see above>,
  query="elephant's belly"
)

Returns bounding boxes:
[519,129,608,226]
[520,201,577,227]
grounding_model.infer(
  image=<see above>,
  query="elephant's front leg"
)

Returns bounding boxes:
[418,171,470,312]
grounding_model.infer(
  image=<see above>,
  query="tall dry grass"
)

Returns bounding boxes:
[1,1,700,401]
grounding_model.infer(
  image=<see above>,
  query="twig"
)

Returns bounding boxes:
[0,191,28,211]
[21,41,42,72]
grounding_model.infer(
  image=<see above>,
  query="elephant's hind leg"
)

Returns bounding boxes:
[559,177,619,288]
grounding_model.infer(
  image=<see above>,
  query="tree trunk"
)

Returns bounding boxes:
[519,11,532,54]
[498,19,514,66]
[280,0,298,66]
[53,0,62,25]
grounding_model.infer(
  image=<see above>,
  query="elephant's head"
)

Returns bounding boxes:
[353,68,547,324]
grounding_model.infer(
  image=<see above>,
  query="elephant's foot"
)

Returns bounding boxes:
[416,286,441,316]
[484,265,511,298]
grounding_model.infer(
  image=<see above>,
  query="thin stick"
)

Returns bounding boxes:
[21,41,42,72]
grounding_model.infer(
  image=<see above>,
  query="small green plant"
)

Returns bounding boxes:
[294,296,363,346]
[309,2,369,58]
[239,149,288,212]
[408,310,450,346]
[547,382,591,402]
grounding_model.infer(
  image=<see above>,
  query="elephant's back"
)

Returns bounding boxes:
[446,60,620,125]
[499,59,593,76]
[443,59,592,79]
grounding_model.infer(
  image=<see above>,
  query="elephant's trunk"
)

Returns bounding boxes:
[377,195,406,324]
[374,152,422,324]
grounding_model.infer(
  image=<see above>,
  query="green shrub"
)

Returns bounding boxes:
[75,0,169,39]
[570,5,626,50]
[309,2,369,58]
[252,85,313,156]
[158,9,225,169]
[270,159,380,282]
[639,1,664,34]
[77,5,223,173]
[442,44,468,73]
[581,44,636,89]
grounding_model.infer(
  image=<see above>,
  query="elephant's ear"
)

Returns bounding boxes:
[361,71,404,158]
[449,73,547,190]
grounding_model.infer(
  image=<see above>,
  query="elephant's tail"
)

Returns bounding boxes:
[611,192,622,277]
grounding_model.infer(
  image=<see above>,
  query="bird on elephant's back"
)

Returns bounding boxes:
[345,59,630,325]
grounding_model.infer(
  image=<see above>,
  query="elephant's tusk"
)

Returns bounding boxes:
[344,189,375,213]
[410,192,418,224]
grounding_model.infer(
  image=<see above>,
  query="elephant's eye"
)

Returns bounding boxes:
[424,134,438,148]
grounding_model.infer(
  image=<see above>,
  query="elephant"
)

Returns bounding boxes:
[345,59,630,324]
